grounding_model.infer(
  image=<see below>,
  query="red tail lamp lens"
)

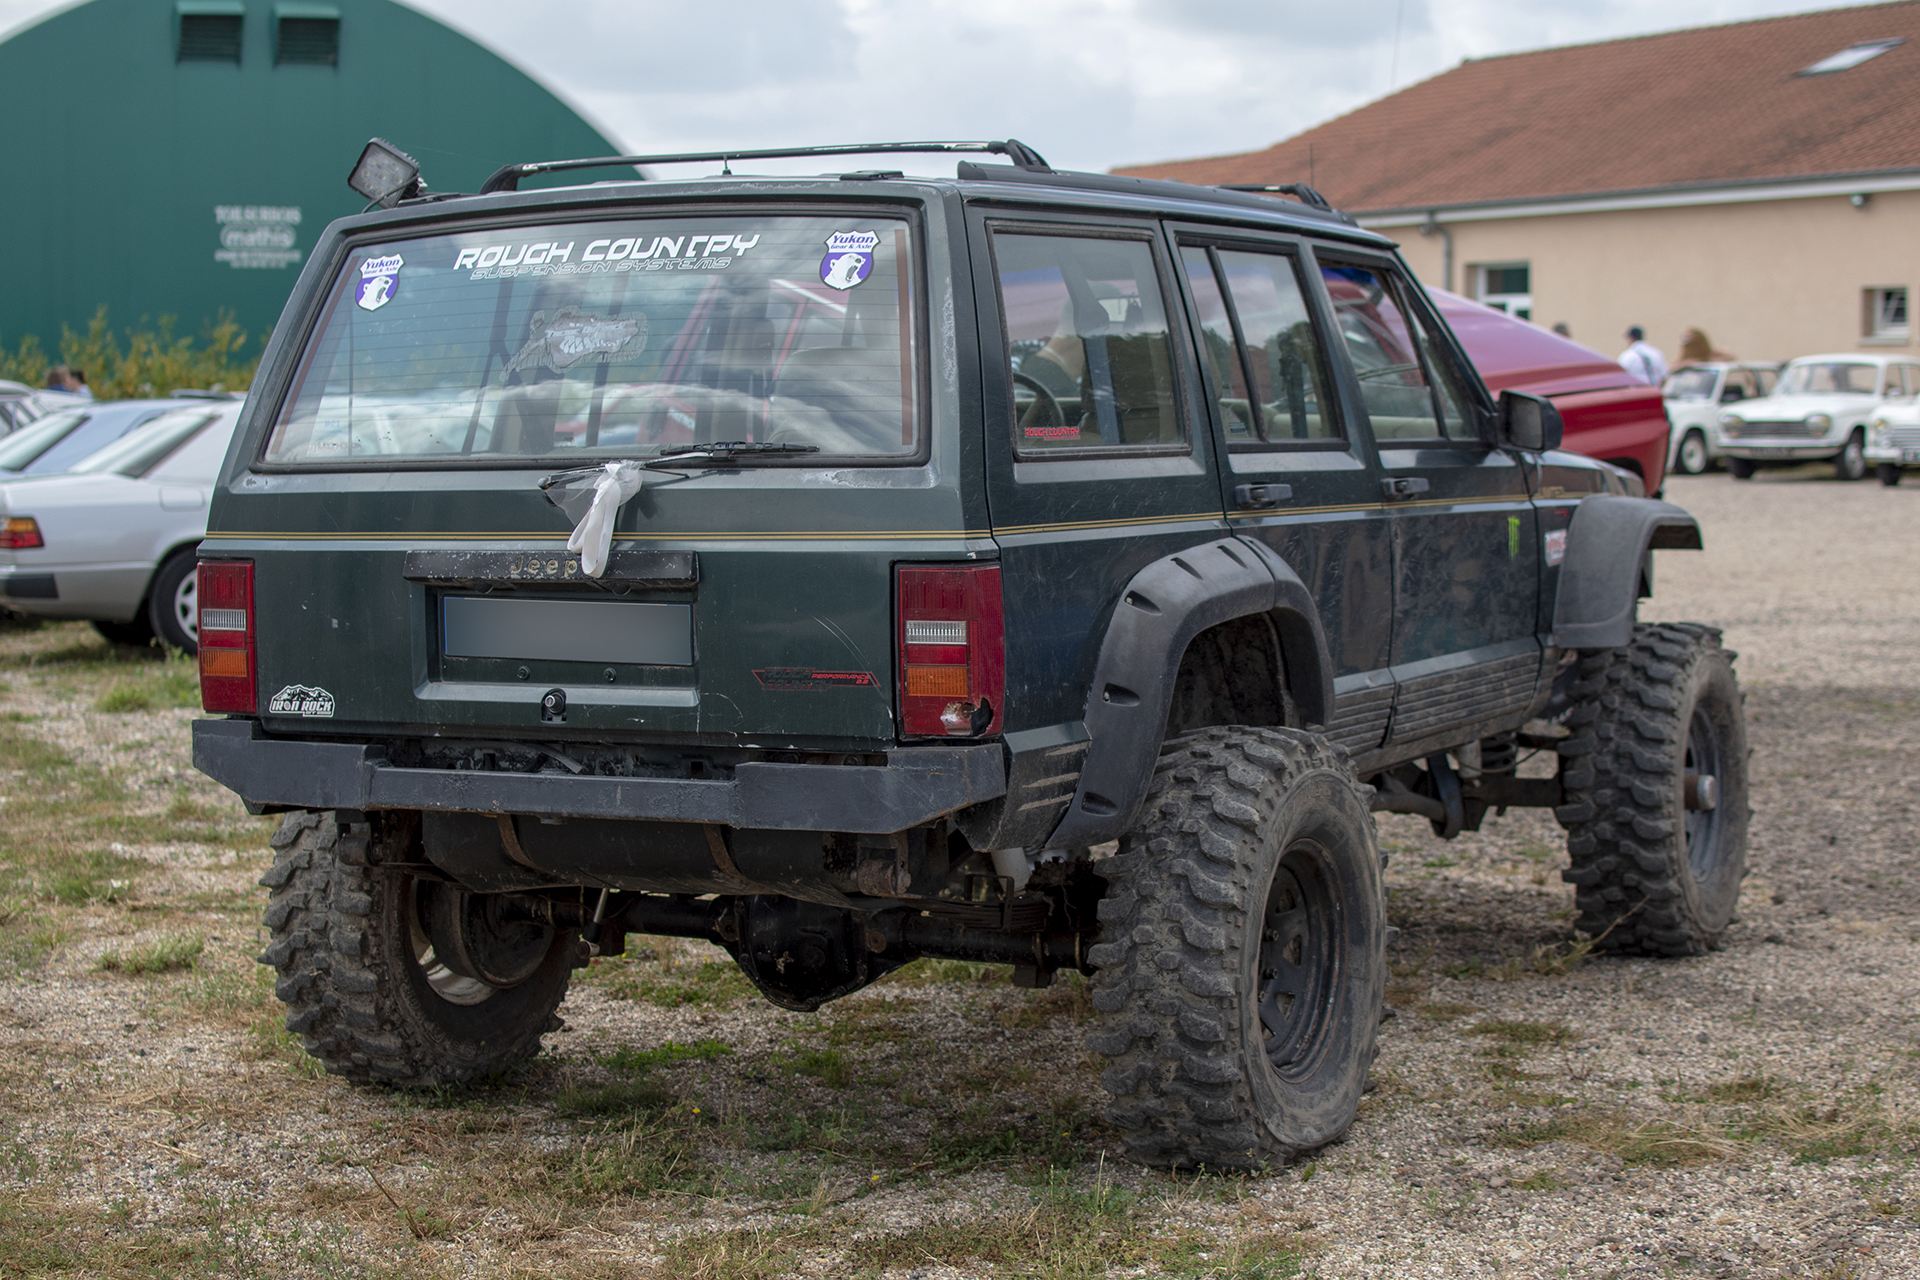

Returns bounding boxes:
[0,517,43,550]
[897,564,1004,738]
[198,561,255,714]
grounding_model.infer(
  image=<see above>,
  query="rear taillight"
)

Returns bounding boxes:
[897,564,1004,738]
[198,561,255,714]
[0,517,43,549]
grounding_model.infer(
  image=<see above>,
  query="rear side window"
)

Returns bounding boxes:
[266,214,919,465]
[1180,244,1339,446]
[993,230,1185,454]
[1321,262,1471,441]
[21,404,170,474]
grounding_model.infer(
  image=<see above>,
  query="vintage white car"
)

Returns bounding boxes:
[1719,353,1920,481]
[0,401,242,651]
[1866,401,1920,486]
[1661,362,1779,475]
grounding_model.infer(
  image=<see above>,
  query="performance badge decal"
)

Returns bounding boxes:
[1544,529,1568,566]
[754,667,878,691]
[507,307,647,374]
[268,684,336,718]
[819,230,878,290]
[355,255,403,311]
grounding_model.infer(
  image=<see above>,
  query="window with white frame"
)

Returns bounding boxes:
[1474,263,1532,321]
[1866,287,1909,342]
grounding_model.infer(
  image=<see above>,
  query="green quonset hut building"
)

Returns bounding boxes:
[0,0,620,351]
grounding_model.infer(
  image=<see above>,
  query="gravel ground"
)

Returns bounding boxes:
[0,465,1916,1278]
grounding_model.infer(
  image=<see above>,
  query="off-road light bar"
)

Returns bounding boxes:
[479,139,1053,195]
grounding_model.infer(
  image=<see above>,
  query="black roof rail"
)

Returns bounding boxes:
[479,139,1053,194]
[952,163,1359,226]
[1217,182,1339,213]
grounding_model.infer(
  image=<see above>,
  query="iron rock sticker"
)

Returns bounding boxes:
[268,685,336,718]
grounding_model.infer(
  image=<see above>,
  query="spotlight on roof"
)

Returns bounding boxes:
[348,138,424,209]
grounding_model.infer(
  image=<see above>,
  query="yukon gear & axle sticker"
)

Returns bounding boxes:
[268,685,336,718]
[355,254,402,311]
[754,667,878,691]
[820,230,878,290]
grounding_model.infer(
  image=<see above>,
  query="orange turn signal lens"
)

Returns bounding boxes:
[200,647,250,678]
[904,665,968,698]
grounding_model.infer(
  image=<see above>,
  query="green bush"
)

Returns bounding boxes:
[0,308,261,399]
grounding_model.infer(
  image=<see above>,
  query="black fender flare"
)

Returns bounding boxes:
[1043,537,1333,849]
[1551,494,1702,650]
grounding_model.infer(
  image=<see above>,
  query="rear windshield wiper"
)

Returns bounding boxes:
[645,441,820,469]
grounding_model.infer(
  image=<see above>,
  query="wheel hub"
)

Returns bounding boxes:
[412,882,555,999]
[1684,704,1728,880]
[1257,851,1335,1072]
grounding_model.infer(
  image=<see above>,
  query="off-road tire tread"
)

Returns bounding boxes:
[1084,726,1381,1171]
[1554,623,1747,955]
[256,811,561,1084]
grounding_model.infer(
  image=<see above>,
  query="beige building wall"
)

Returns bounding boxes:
[1381,190,1920,367]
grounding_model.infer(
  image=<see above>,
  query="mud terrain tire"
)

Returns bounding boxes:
[1555,624,1749,955]
[1085,727,1385,1170]
[256,811,574,1085]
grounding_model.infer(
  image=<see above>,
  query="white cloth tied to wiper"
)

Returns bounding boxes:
[564,461,645,578]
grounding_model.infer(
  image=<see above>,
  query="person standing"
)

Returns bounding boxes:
[1618,326,1668,385]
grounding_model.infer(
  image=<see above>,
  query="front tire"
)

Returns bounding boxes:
[1879,464,1903,487]
[257,812,575,1085]
[1726,457,1756,480]
[1675,430,1709,475]
[1554,625,1749,955]
[1086,727,1385,1170]
[1835,431,1868,481]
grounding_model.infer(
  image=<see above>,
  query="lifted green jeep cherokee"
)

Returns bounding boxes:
[194,140,1748,1170]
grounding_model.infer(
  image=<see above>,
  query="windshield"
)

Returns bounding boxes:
[0,402,179,474]
[1777,361,1879,396]
[1664,368,1719,400]
[70,408,219,477]
[266,214,920,466]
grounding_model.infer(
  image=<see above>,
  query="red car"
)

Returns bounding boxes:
[1430,290,1669,494]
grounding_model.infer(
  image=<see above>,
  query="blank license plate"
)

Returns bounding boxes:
[442,596,692,666]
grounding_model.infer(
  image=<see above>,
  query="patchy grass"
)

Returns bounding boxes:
[786,1046,853,1088]
[98,931,203,975]
[1467,1019,1575,1048]
[602,1038,731,1073]
[1494,1109,1735,1168]
[584,950,756,1009]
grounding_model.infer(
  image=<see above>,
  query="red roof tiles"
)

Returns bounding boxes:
[1116,2,1920,213]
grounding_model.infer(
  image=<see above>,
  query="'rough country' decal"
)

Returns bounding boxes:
[355,255,402,311]
[268,685,336,718]
[819,230,878,290]
[454,234,760,280]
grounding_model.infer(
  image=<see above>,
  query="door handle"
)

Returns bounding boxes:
[1233,482,1292,509]
[1380,476,1431,500]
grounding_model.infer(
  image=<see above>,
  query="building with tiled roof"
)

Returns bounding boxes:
[1120,2,1920,367]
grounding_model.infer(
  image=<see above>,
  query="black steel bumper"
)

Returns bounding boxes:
[192,718,1006,834]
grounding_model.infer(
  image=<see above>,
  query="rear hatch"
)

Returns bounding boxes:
[208,200,973,752]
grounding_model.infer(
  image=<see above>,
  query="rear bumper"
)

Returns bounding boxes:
[192,717,1007,834]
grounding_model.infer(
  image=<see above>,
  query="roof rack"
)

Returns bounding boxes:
[1217,183,1338,213]
[479,139,1053,195]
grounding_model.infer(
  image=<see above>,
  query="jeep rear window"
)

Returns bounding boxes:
[265,215,918,465]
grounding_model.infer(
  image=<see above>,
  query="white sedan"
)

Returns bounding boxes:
[0,402,242,651]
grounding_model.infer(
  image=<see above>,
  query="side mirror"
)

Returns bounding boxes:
[1720,386,1745,403]
[347,138,424,209]
[1496,389,1563,452]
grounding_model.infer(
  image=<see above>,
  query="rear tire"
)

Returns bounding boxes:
[1086,727,1385,1170]
[1554,625,1749,955]
[1675,430,1709,476]
[1726,457,1756,480]
[146,549,199,654]
[257,811,575,1085]
[1879,464,1903,487]
[1835,431,1868,482]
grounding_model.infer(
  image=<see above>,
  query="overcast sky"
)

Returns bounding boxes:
[2,0,1890,172]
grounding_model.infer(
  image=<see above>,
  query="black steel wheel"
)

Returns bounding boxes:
[1555,624,1750,954]
[257,811,575,1085]
[1086,727,1385,1170]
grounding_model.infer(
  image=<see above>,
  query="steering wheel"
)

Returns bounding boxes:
[1011,371,1065,435]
